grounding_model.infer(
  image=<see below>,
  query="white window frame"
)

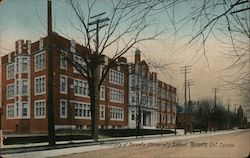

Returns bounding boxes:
[7,84,15,99]
[16,57,19,73]
[16,102,19,117]
[60,99,68,118]
[100,85,105,100]
[74,101,91,119]
[100,105,105,120]
[109,87,124,103]
[16,80,19,95]
[74,79,89,97]
[109,69,124,85]
[60,75,67,94]
[34,100,46,119]
[21,102,29,118]
[34,51,45,72]
[6,104,15,119]
[22,80,28,95]
[60,51,67,70]
[110,106,124,121]
[73,54,86,74]
[22,57,28,72]
[34,76,46,95]
[167,114,171,123]
[7,63,15,79]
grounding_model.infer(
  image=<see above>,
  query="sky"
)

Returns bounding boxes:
[0,0,249,119]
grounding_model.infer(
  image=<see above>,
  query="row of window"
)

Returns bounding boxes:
[109,69,124,85]
[161,114,176,124]
[7,100,46,119]
[110,107,124,120]
[7,57,29,79]
[6,76,107,100]
[130,94,157,107]
[109,88,124,103]
[7,76,45,99]
[7,102,28,119]
[158,88,176,101]
[158,100,175,112]
[6,101,41,119]
[7,100,123,121]
[74,79,89,96]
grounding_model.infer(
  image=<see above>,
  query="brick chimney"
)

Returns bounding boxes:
[135,48,141,63]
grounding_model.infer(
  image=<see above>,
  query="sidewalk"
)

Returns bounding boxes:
[1,129,183,149]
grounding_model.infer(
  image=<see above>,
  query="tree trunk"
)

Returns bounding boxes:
[89,65,100,142]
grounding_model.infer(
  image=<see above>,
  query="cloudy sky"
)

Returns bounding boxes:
[0,0,248,118]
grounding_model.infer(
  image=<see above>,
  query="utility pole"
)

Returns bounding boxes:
[88,12,109,142]
[47,0,55,147]
[181,66,191,135]
[214,88,217,109]
[213,88,218,131]
[187,80,194,111]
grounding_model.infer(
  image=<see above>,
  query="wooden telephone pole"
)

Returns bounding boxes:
[47,0,55,147]
[181,66,191,135]
[88,13,109,142]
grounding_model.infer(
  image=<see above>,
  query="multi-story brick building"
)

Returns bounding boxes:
[1,34,128,133]
[1,34,176,133]
[128,49,177,129]
[156,80,177,129]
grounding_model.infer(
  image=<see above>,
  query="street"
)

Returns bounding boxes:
[54,130,249,158]
[3,130,249,158]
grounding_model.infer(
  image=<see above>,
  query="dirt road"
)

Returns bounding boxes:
[55,130,249,158]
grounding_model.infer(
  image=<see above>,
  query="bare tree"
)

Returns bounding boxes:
[172,0,250,116]
[56,0,169,142]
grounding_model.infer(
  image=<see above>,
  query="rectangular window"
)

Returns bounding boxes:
[109,69,124,85]
[34,100,46,118]
[16,80,19,94]
[167,114,171,123]
[110,107,124,120]
[35,51,45,71]
[22,102,28,118]
[60,51,67,70]
[161,88,165,98]
[7,84,15,99]
[109,88,124,103]
[16,103,19,117]
[16,58,19,73]
[161,101,165,111]
[74,79,89,96]
[22,57,28,72]
[22,80,28,95]
[60,100,67,118]
[100,105,105,120]
[73,54,86,74]
[100,65,104,79]
[74,102,91,119]
[35,76,46,95]
[172,114,176,123]
[167,103,171,112]
[7,64,14,79]
[60,75,67,94]
[100,86,105,100]
[7,104,15,119]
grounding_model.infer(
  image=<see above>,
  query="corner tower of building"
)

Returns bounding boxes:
[135,48,141,63]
